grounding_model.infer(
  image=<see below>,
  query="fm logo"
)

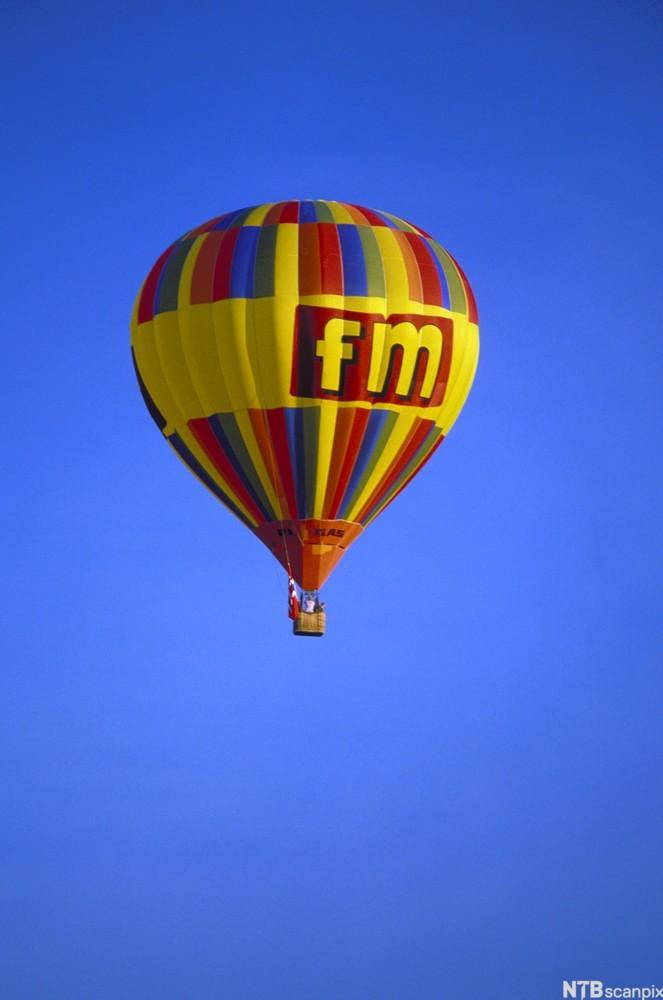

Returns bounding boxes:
[290,304,454,407]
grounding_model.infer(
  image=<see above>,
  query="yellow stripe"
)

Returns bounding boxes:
[437,318,479,432]
[274,223,299,297]
[234,409,281,515]
[132,319,184,435]
[373,228,410,314]
[344,411,417,523]
[313,402,337,517]
[244,203,275,227]
[327,202,357,224]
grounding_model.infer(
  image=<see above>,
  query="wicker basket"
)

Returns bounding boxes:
[293,611,326,637]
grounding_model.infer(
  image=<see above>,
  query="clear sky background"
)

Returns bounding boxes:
[1,2,661,998]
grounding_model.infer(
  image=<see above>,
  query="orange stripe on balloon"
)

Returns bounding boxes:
[326,408,370,518]
[404,232,443,307]
[247,409,288,519]
[298,223,322,295]
[321,408,359,517]
[317,223,343,295]
[190,231,225,304]
[392,230,423,303]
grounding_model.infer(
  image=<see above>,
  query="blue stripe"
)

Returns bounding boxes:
[338,409,391,519]
[230,227,260,298]
[213,207,251,231]
[207,415,273,521]
[338,225,368,296]
[300,200,317,223]
[284,408,307,518]
[167,433,253,527]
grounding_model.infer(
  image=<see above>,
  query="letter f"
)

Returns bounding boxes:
[316,318,362,392]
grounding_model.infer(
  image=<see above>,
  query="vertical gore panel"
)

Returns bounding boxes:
[350,204,387,227]
[155,239,194,315]
[313,201,335,223]
[321,408,357,517]
[284,408,307,519]
[209,413,276,521]
[212,228,240,301]
[405,234,444,307]
[317,224,343,295]
[447,252,478,323]
[279,201,300,223]
[265,408,298,519]
[262,202,285,225]
[299,201,317,223]
[338,408,393,518]
[137,245,174,323]
[392,230,423,303]
[358,226,386,297]
[430,242,466,314]
[188,418,265,524]
[213,208,249,230]
[253,225,278,297]
[326,408,371,518]
[230,227,260,298]
[298,224,321,295]
[338,225,367,296]
[301,406,320,518]
[190,231,225,304]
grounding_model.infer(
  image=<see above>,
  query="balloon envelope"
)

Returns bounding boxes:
[131,200,479,589]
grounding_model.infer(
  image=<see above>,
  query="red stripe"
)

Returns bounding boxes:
[355,420,434,522]
[137,245,174,324]
[211,228,240,301]
[262,202,285,225]
[187,214,225,238]
[190,231,224,304]
[265,409,298,519]
[279,201,300,223]
[404,233,443,307]
[317,224,344,295]
[349,204,387,227]
[325,409,370,518]
[298,224,321,295]
[247,409,288,514]
[188,418,264,523]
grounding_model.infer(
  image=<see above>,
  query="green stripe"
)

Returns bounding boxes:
[253,225,278,297]
[215,413,277,519]
[313,200,335,223]
[229,207,254,228]
[343,410,399,516]
[381,211,417,233]
[429,241,465,313]
[302,406,321,517]
[156,239,195,313]
[357,226,386,297]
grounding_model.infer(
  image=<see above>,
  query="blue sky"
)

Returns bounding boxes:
[1,2,661,998]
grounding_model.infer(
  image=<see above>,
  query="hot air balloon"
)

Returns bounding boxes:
[131,201,479,636]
